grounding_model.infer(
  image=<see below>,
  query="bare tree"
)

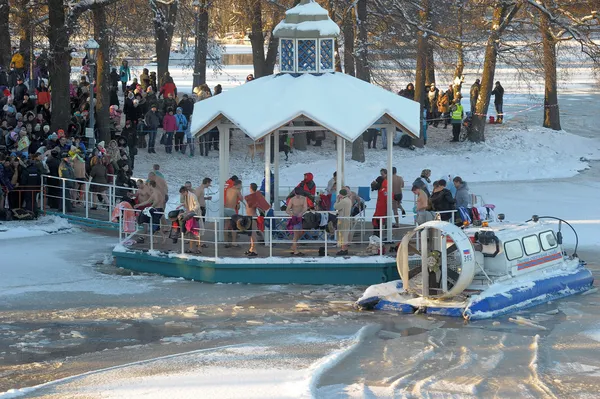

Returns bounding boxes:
[351,0,370,162]
[150,0,178,82]
[526,0,599,130]
[244,0,281,78]
[414,0,431,147]
[194,0,211,87]
[470,1,522,142]
[94,5,112,145]
[0,0,10,69]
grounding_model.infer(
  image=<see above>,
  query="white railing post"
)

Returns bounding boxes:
[269,217,273,258]
[379,217,383,257]
[118,207,123,242]
[107,186,113,222]
[451,210,455,224]
[324,229,328,257]
[149,216,154,251]
[181,226,185,254]
[213,219,218,257]
[40,175,45,213]
[85,182,89,219]
[61,179,66,214]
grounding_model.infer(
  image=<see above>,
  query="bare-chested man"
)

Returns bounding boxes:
[286,187,308,256]
[135,180,166,243]
[224,180,243,246]
[148,171,168,199]
[133,179,150,205]
[195,177,212,222]
[243,183,270,256]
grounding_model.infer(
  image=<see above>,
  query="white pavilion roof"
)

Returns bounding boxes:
[273,0,340,38]
[190,73,420,142]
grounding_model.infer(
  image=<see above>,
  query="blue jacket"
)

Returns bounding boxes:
[119,65,130,83]
[175,113,188,132]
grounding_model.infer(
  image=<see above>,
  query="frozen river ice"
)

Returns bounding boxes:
[1,219,599,398]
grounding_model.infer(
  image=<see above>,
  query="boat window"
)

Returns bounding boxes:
[540,230,558,250]
[523,235,541,256]
[505,240,523,261]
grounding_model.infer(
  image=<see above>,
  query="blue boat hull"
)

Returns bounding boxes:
[366,265,594,319]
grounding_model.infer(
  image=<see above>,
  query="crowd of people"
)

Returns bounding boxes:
[370,167,473,232]
[0,49,236,216]
[396,78,505,144]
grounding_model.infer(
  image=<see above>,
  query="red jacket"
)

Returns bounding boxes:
[374,178,388,217]
[160,82,177,98]
[162,113,177,132]
[36,88,51,105]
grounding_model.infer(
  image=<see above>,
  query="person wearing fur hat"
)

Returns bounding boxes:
[96,140,106,155]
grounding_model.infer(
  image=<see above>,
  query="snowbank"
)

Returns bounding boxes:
[0,216,77,241]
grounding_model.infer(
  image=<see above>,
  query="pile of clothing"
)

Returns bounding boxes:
[300,211,338,234]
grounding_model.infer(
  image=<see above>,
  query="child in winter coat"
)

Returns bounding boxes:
[162,107,177,154]
[174,107,188,153]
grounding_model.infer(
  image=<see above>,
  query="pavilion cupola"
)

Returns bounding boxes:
[273,0,340,74]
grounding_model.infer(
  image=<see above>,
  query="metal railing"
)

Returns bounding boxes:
[116,208,415,258]
[114,207,467,259]
[40,175,138,222]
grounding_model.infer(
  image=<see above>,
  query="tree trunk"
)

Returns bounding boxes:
[453,4,464,97]
[352,0,369,163]
[247,0,266,78]
[18,1,31,68]
[0,0,11,69]
[425,42,435,85]
[47,0,71,132]
[264,28,279,76]
[151,0,178,84]
[354,0,370,82]
[94,6,111,145]
[470,3,519,142]
[342,11,355,76]
[193,1,210,87]
[327,0,342,72]
[413,0,430,148]
[540,12,561,130]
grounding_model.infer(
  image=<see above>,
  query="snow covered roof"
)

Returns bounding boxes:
[191,73,420,142]
[273,0,340,38]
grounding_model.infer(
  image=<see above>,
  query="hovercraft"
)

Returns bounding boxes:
[356,216,594,320]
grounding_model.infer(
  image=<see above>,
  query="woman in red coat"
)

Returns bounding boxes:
[372,176,387,233]
[36,81,51,112]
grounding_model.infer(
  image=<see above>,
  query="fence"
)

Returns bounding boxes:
[40,174,138,223]
[116,206,461,260]
[29,174,493,260]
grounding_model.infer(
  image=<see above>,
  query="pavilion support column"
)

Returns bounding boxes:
[273,130,280,206]
[336,136,345,192]
[386,124,394,242]
[218,125,230,243]
[264,134,272,207]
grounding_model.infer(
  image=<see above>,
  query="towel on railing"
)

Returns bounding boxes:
[112,201,136,233]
